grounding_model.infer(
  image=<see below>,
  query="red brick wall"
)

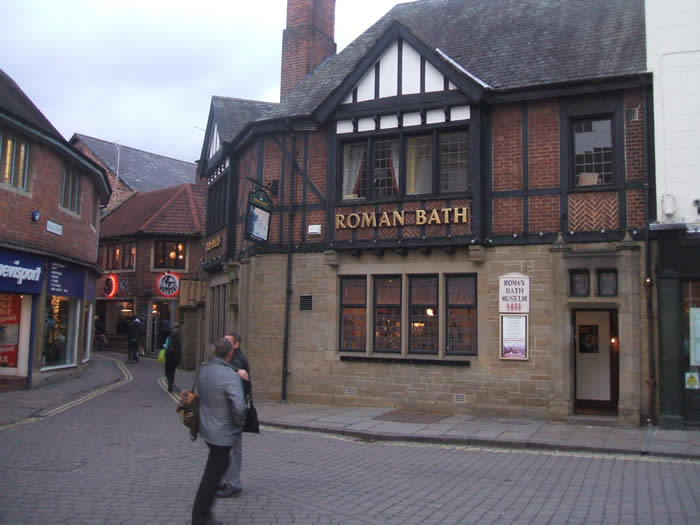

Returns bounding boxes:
[72,140,133,212]
[624,91,644,182]
[528,100,559,188]
[0,128,100,264]
[528,195,559,233]
[492,197,523,235]
[626,189,645,228]
[492,104,522,191]
[281,0,336,98]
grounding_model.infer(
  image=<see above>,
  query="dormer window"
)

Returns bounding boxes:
[208,123,221,160]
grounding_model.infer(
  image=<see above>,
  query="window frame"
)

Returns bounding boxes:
[60,163,81,214]
[571,116,614,188]
[153,240,186,270]
[1,130,30,191]
[122,242,135,270]
[339,276,367,352]
[338,122,471,204]
[373,275,402,354]
[408,274,439,355]
[570,269,591,297]
[596,268,618,297]
[445,274,478,356]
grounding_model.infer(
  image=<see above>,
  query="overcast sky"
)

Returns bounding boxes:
[0,0,410,164]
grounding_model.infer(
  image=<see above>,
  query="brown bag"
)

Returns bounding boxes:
[176,389,199,440]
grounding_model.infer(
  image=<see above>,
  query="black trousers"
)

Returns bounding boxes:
[127,340,139,361]
[164,360,178,391]
[192,443,231,525]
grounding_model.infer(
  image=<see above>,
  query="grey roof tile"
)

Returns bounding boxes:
[73,134,196,192]
[211,96,278,142]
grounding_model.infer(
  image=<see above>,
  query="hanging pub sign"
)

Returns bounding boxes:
[157,272,179,297]
[246,190,272,243]
[499,273,530,313]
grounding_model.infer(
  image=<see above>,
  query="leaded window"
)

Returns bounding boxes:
[154,240,186,270]
[373,139,399,198]
[446,275,477,355]
[570,269,590,297]
[440,131,468,192]
[374,276,401,353]
[339,277,366,351]
[597,269,618,297]
[409,275,438,354]
[574,118,613,186]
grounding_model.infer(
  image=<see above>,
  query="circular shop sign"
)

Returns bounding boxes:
[157,272,180,297]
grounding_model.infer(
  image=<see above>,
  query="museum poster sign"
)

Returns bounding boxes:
[499,273,530,313]
[500,314,529,360]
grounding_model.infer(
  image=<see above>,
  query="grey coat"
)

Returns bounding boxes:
[197,356,247,446]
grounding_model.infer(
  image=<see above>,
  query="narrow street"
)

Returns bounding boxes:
[1,354,699,525]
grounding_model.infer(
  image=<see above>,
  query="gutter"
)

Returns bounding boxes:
[643,80,656,426]
[281,127,296,402]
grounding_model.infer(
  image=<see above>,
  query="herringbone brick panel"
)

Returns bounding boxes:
[568,192,618,231]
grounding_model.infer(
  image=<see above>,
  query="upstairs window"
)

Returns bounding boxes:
[1,131,29,191]
[154,240,186,270]
[208,123,220,160]
[60,164,81,213]
[122,242,135,270]
[106,244,121,270]
[573,118,613,187]
[340,128,468,201]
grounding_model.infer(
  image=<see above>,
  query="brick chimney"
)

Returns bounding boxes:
[280,0,336,100]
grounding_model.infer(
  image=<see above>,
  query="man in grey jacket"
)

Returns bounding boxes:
[191,337,247,525]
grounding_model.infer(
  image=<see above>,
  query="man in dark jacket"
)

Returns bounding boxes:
[191,337,246,525]
[164,326,181,392]
[126,316,141,363]
[217,331,251,498]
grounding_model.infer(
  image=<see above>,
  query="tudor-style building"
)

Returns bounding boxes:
[199,0,654,426]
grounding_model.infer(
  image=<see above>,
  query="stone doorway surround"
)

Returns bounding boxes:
[549,240,643,427]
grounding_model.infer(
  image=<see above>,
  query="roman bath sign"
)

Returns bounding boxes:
[335,207,468,230]
[499,273,530,313]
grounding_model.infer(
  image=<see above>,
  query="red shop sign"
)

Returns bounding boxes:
[0,293,21,368]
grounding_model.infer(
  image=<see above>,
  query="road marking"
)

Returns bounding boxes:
[0,354,132,431]
[157,376,181,403]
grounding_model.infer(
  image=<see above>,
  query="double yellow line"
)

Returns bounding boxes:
[0,354,133,431]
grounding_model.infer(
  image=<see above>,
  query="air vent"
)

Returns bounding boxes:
[299,295,313,311]
[454,393,466,404]
[346,386,358,396]
[625,107,639,121]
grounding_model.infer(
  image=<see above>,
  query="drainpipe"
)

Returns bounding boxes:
[643,79,656,425]
[281,128,296,401]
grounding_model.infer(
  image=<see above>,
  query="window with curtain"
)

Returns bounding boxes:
[374,276,401,353]
[154,240,186,269]
[406,135,432,195]
[409,275,438,353]
[122,242,135,270]
[342,143,368,199]
[373,139,400,198]
[340,277,366,351]
[446,275,477,355]
[1,131,30,191]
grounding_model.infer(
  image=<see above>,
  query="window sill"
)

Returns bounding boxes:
[0,183,30,196]
[568,184,621,193]
[151,267,186,272]
[340,354,471,366]
[59,206,81,219]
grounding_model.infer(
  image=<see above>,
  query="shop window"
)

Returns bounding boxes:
[43,295,78,368]
[409,275,439,354]
[339,127,469,202]
[597,269,618,297]
[1,131,29,191]
[122,242,135,270]
[339,277,366,351]
[570,269,590,297]
[0,294,21,367]
[60,163,81,213]
[374,276,401,353]
[446,275,477,355]
[154,240,186,270]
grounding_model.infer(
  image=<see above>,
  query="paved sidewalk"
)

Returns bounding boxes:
[2,353,699,460]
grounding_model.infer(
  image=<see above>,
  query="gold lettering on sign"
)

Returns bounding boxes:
[334,207,469,230]
[205,236,222,251]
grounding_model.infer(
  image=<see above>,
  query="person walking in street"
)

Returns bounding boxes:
[164,326,181,392]
[127,316,141,363]
[217,331,251,498]
[191,337,247,525]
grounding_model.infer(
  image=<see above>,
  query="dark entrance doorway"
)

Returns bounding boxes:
[574,309,619,415]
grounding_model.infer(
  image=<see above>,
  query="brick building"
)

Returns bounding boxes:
[199,0,654,426]
[95,183,206,355]
[0,68,111,389]
[71,133,197,213]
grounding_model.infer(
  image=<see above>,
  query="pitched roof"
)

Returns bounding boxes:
[99,183,206,238]
[72,134,196,192]
[264,0,646,121]
[0,67,64,140]
[211,96,278,142]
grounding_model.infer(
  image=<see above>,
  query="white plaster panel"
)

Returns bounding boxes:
[356,68,375,102]
[379,41,398,98]
[426,109,445,124]
[424,60,444,92]
[336,120,354,134]
[358,117,375,132]
[575,311,611,401]
[342,93,353,104]
[451,105,471,121]
[402,44,421,94]
[449,81,457,90]
[380,114,399,130]
[403,112,421,127]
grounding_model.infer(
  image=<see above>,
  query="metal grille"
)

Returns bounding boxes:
[346,386,358,396]
[299,295,313,311]
[454,393,466,403]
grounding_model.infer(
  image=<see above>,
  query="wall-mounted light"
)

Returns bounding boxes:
[610,337,617,345]
[31,211,40,222]
[426,308,435,317]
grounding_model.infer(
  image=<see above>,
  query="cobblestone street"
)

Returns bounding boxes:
[1,355,699,525]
